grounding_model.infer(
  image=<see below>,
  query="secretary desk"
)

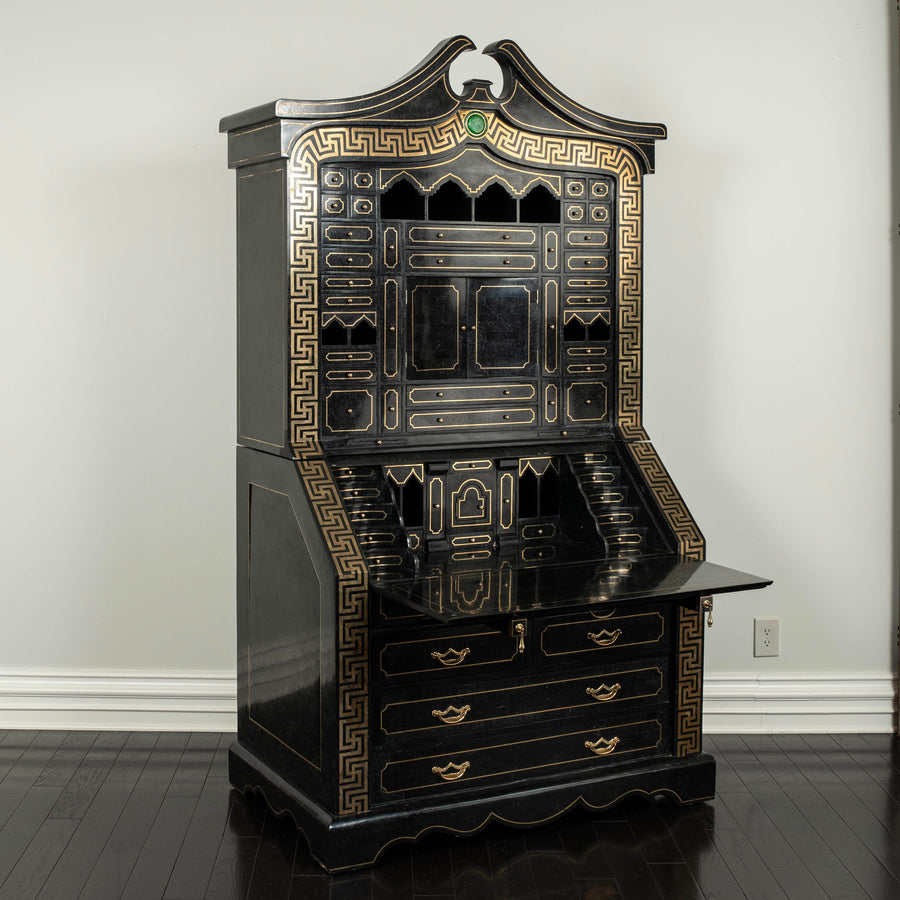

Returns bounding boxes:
[219,36,771,871]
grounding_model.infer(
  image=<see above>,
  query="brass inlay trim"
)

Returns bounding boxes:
[451,478,493,528]
[410,283,461,374]
[383,279,398,377]
[428,477,444,535]
[408,225,537,245]
[430,647,471,667]
[500,472,514,529]
[384,388,399,430]
[452,459,493,470]
[380,719,662,794]
[386,464,424,484]
[410,408,536,430]
[544,229,559,270]
[379,665,664,736]
[589,607,618,619]
[451,533,492,547]
[383,226,398,268]
[544,278,558,374]
[409,385,534,404]
[565,309,610,326]
[544,384,558,424]
[432,705,471,725]
[541,612,665,658]
[452,549,492,561]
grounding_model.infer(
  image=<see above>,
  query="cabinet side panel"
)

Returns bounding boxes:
[237,447,337,811]
[237,164,288,452]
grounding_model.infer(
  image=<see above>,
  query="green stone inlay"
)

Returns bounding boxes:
[465,111,487,137]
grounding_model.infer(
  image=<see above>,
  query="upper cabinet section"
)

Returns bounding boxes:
[224,39,665,455]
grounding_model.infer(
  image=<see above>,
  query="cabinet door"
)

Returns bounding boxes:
[468,278,538,377]
[407,278,465,379]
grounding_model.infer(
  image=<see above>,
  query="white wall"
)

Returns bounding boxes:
[0,0,895,730]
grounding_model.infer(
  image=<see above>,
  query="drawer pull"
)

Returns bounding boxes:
[431,761,471,781]
[585,736,620,756]
[430,647,471,667]
[587,628,622,647]
[431,704,471,724]
[586,682,621,702]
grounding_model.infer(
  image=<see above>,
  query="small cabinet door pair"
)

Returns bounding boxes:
[406,277,538,379]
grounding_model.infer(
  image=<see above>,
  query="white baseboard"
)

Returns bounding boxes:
[703,673,897,733]
[0,671,238,731]
[0,670,894,733]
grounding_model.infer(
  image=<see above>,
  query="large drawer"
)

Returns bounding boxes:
[375,624,521,683]
[406,252,538,273]
[377,714,666,799]
[537,607,670,662]
[407,225,538,247]
[407,383,536,405]
[377,659,667,739]
[408,407,537,432]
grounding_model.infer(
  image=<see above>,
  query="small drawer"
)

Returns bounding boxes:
[566,363,607,375]
[565,229,609,247]
[323,350,374,364]
[538,608,669,661]
[408,407,536,431]
[589,179,612,200]
[323,224,375,243]
[408,384,535,405]
[376,625,519,682]
[324,250,375,271]
[351,196,375,218]
[323,368,375,383]
[564,294,610,307]
[589,204,611,225]
[565,252,610,273]
[377,661,667,738]
[378,715,665,799]
[564,203,586,223]
[322,194,346,216]
[352,170,375,191]
[565,381,608,423]
[323,276,375,291]
[564,178,586,198]
[321,168,347,190]
[407,252,538,272]
[407,225,538,247]
[323,295,375,309]
[520,522,556,541]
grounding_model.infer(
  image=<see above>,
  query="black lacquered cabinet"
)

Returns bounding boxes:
[220,36,770,871]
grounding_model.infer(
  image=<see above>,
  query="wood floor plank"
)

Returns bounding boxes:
[710,821,789,900]
[0,732,67,830]
[119,794,200,900]
[659,803,747,900]
[555,818,614,879]
[447,836,492,900]
[766,734,900,899]
[36,732,157,900]
[101,731,188,855]
[162,775,232,899]
[527,849,580,899]
[622,797,683,864]
[47,732,129,820]
[77,852,139,900]
[0,731,40,782]
[0,818,78,900]
[484,833,542,899]
[244,808,297,900]
[202,832,257,900]
[35,732,98,788]
[717,790,828,900]
[167,733,220,799]
[594,820,664,900]
[648,862,704,899]
[0,785,66,887]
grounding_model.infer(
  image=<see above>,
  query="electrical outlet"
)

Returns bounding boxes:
[754,618,779,657]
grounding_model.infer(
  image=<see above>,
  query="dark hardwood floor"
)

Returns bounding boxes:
[0,730,898,899]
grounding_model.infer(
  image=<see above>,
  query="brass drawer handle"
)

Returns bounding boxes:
[431,760,471,781]
[430,647,471,667]
[585,736,620,756]
[586,682,621,702]
[587,628,622,647]
[432,704,471,724]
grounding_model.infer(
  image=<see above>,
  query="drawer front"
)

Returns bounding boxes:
[565,229,609,247]
[408,407,536,431]
[407,252,538,273]
[539,609,669,661]
[565,252,611,273]
[408,225,538,247]
[408,384,536,405]
[378,661,667,738]
[378,716,665,798]
[323,224,375,244]
[324,250,375,271]
[376,626,519,682]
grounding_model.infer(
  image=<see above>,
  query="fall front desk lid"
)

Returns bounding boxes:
[370,553,772,622]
